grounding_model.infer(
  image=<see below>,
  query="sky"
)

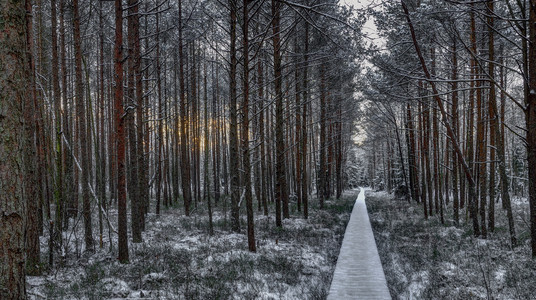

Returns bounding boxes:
[341,0,381,44]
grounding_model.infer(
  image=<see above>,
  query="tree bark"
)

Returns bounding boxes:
[272,0,287,226]
[0,0,30,296]
[242,0,256,251]
[229,0,241,231]
[114,0,129,263]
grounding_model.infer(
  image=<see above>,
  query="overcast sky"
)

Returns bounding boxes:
[341,0,381,45]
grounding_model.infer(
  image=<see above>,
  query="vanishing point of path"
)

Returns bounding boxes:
[327,188,391,300]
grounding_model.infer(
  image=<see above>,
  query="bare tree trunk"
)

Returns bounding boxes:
[496,44,517,247]
[319,64,327,208]
[155,12,162,215]
[487,0,496,233]
[23,0,41,275]
[527,0,536,257]
[114,0,129,263]
[407,103,419,203]
[243,0,256,251]
[451,38,460,226]
[302,21,309,219]
[179,0,192,216]
[73,0,93,251]
[204,61,214,236]
[51,0,64,256]
[418,99,427,219]
[229,0,241,231]
[0,2,28,295]
[127,0,142,243]
[59,0,74,228]
[272,0,287,226]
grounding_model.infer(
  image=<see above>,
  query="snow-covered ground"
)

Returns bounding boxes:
[27,191,358,299]
[367,190,536,300]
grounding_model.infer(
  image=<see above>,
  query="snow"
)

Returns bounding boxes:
[367,190,536,300]
[27,191,359,299]
[327,188,391,299]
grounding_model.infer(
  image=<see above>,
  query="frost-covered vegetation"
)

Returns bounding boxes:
[367,191,536,300]
[26,191,357,299]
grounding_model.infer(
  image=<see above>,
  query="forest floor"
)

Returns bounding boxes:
[367,190,536,300]
[26,190,358,299]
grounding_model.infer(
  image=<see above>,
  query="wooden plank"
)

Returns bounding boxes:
[328,188,391,300]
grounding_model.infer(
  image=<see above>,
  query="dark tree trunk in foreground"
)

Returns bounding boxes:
[0,0,29,297]
[115,0,129,264]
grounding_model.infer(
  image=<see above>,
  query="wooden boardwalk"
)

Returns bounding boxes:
[327,188,391,300]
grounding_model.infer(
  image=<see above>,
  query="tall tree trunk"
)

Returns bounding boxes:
[487,0,496,232]
[319,64,327,208]
[179,0,192,216]
[451,38,460,226]
[0,1,29,296]
[114,0,129,263]
[496,44,517,247]
[156,12,162,215]
[301,20,309,219]
[527,0,536,257]
[242,0,256,251]
[73,0,93,250]
[134,0,147,229]
[204,61,214,236]
[229,0,241,231]
[127,0,141,243]
[59,0,74,227]
[51,0,64,256]
[407,103,419,203]
[272,0,287,226]
[23,0,41,275]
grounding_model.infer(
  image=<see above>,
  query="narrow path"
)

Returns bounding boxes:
[327,188,391,300]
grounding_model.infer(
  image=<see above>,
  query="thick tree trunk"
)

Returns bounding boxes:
[0,1,30,297]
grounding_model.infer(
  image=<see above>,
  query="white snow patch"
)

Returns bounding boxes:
[100,278,131,298]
